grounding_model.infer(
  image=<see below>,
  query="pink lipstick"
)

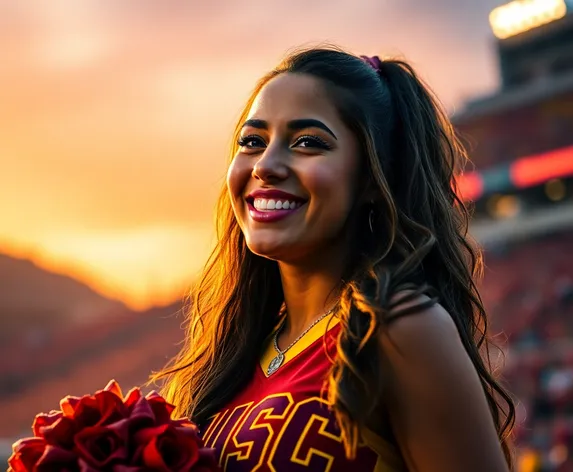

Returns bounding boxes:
[246,189,307,223]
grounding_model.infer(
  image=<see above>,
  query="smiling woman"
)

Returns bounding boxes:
[153,46,515,472]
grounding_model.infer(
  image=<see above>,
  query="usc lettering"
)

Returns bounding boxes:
[205,402,253,460]
[205,393,379,471]
[222,393,294,471]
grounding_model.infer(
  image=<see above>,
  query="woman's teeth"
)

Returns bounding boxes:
[253,198,303,211]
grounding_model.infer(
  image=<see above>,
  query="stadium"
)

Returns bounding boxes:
[454,0,573,469]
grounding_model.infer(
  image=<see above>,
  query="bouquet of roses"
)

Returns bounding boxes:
[8,380,220,472]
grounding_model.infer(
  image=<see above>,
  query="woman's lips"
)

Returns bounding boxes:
[246,200,306,223]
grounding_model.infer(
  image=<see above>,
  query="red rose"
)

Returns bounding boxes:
[58,380,128,433]
[10,380,220,472]
[134,424,200,471]
[65,392,127,430]
[74,425,128,468]
[8,437,47,472]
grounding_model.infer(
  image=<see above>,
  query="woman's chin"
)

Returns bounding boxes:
[246,237,301,262]
[247,242,288,261]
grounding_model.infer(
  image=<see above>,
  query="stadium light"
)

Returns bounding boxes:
[489,0,568,39]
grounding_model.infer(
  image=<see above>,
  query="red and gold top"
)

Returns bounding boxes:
[202,314,406,472]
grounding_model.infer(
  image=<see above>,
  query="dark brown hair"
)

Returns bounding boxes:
[152,45,515,466]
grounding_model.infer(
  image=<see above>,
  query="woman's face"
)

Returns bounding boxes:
[227,73,362,263]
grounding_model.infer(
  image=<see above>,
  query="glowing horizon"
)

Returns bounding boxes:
[0,223,214,311]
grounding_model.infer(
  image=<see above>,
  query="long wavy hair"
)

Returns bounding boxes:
[152,46,515,466]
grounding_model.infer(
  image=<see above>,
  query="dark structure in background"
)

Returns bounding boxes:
[453,0,573,469]
[455,0,573,242]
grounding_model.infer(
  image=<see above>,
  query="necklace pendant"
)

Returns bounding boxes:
[267,352,285,376]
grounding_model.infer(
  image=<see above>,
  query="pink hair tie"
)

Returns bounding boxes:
[360,55,383,73]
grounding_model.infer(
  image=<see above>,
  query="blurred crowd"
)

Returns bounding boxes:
[483,231,573,471]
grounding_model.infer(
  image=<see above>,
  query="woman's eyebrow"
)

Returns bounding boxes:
[241,118,337,140]
[287,119,337,140]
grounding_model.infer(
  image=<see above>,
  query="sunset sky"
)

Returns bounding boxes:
[0,0,504,310]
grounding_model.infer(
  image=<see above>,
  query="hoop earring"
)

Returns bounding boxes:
[368,204,375,233]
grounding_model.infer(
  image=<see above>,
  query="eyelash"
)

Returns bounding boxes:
[237,135,264,148]
[237,134,332,150]
[297,135,332,150]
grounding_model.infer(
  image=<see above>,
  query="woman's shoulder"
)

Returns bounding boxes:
[380,289,465,389]
[379,290,508,471]
[384,289,460,349]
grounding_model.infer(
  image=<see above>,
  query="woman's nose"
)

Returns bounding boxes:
[252,145,289,182]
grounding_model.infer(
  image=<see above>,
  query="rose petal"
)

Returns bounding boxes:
[60,396,82,416]
[136,424,200,471]
[172,417,194,427]
[39,416,76,449]
[32,411,63,437]
[71,395,103,428]
[107,417,131,438]
[141,436,170,472]
[12,437,46,453]
[134,424,169,446]
[174,425,203,447]
[79,458,101,472]
[107,399,152,439]
[196,447,220,471]
[7,453,28,472]
[145,392,175,425]
[74,425,128,468]
[174,422,199,435]
[8,437,46,472]
[35,445,78,471]
[112,466,147,472]
[102,379,123,399]
[144,390,161,400]
[123,387,142,408]
[93,390,129,425]
[128,397,155,427]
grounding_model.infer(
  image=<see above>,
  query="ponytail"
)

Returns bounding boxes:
[328,56,515,466]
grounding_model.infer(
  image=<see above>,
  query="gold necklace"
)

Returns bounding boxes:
[266,307,336,376]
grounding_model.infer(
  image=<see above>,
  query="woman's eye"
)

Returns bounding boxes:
[293,135,332,150]
[237,135,265,149]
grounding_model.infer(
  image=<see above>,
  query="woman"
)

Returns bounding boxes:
[154,46,515,471]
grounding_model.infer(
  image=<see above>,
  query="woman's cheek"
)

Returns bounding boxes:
[300,163,352,208]
[226,156,250,199]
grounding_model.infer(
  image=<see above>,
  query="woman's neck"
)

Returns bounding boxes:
[277,254,345,340]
